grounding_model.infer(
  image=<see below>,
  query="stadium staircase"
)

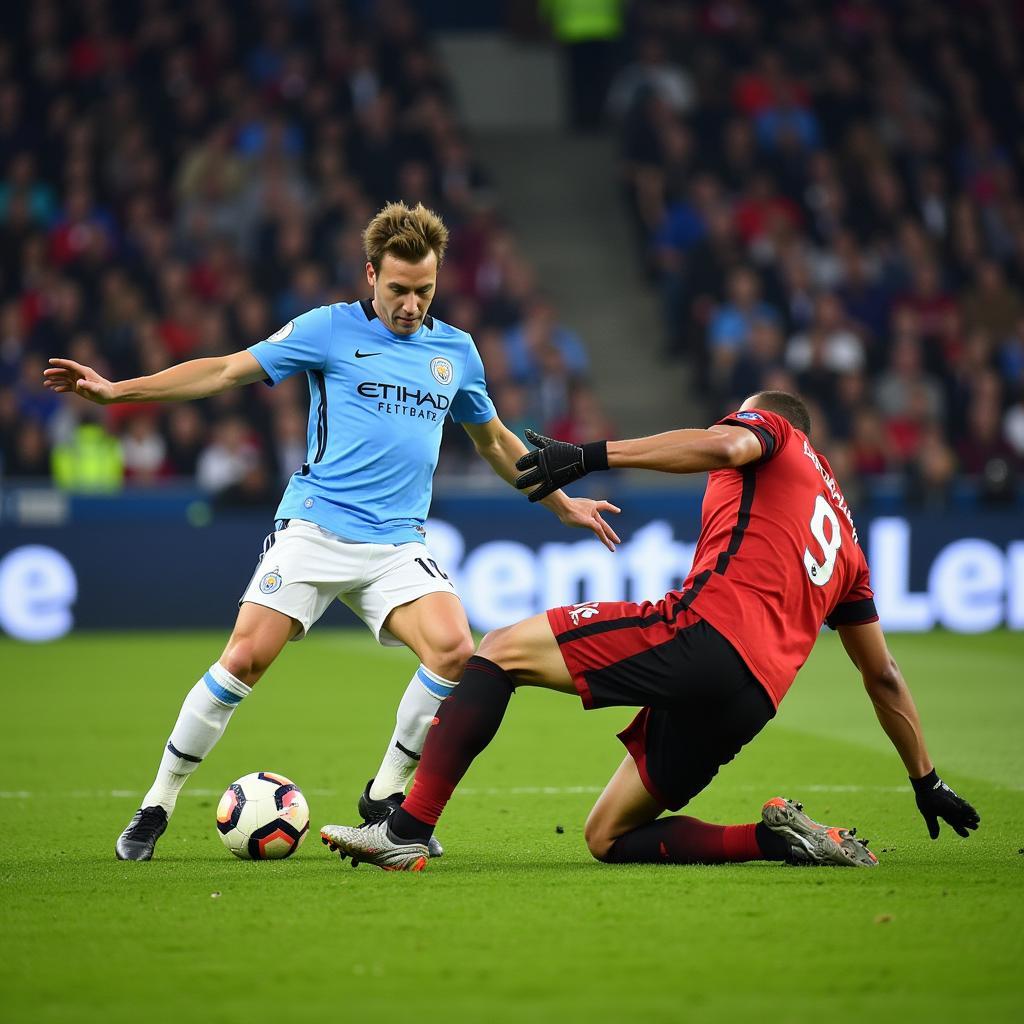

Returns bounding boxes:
[439,33,696,439]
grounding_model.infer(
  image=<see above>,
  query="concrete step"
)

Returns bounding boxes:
[475,129,693,437]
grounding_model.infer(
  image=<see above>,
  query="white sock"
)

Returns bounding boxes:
[368,665,457,799]
[141,663,251,815]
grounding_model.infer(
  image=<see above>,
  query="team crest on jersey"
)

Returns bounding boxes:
[568,601,601,626]
[430,357,454,385]
[265,321,294,343]
[259,570,283,594]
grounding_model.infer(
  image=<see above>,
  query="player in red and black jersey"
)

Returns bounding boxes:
[321,390,979,871]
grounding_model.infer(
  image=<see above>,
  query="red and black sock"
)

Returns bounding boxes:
[389,656,515,845]
[606,816,790,864]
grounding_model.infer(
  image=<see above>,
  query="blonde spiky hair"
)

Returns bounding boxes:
[362,201,449,272]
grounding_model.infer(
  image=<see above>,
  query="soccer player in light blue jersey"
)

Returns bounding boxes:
[45,202,620,860]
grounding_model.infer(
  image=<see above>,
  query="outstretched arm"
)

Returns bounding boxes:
[606,425,763,473]
[514,424,763,501]
[43,351,268,405]
[462,417,621,551]
[837,620,980,839]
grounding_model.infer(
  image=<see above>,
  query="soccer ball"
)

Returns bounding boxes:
[216,771,310,860]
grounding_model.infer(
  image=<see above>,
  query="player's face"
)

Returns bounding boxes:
[367,252,438,335]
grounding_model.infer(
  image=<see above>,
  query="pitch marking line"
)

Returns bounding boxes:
[3,783,1010,799]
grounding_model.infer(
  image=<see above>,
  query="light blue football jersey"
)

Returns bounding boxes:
[248,299,496,544]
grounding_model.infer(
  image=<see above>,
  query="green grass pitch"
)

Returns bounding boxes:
[2,629,1022,1023]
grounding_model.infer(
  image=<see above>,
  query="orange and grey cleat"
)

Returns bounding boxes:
[357,778,443,858]
[320,820,429,872]
[761,797,878,867]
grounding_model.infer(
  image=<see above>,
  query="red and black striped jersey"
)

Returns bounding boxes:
[662,408,877,707]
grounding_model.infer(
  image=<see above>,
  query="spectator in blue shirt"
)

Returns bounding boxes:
[504,297,590,384]
[708,267,780,355]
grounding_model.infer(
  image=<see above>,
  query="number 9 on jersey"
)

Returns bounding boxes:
[804,493,842,586]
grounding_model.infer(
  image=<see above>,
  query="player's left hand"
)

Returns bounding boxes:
[515,430,588,501]
[515,429,609,502]
[910,770,980,839]
[554,496,621,552]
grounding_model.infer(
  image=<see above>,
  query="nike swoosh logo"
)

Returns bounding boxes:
[355,350,381,358]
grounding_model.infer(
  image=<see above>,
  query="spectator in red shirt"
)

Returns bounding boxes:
[546,384,615,449]
[893,262,958,348]
[732,51,808,117]
[48,186,116,268]
[850,408,889,477]
[734,173,803,248]
[957,396,1018,477]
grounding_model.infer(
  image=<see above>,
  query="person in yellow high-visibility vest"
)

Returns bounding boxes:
[541,0,625,131]
[51,421,124,492]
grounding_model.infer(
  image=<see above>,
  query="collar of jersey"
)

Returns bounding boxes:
[360,297,429,341]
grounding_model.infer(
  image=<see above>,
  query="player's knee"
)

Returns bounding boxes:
[476,625,515,669]
[423,630,475,681]
[220,636,275,685]
[584,815,615,862]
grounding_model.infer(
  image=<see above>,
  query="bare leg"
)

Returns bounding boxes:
[219,601,301,686]
[475,612,578,693]
[584,755,665,860]
[584,753,784,866]
[383,592,475,680]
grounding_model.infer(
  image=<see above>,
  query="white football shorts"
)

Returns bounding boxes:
[239,519,458,645]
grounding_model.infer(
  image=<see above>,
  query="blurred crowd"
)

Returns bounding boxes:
[615,0,1024,505]
[0,0,611,500]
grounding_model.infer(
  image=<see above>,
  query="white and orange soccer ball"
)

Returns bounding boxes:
[216,772,310,860]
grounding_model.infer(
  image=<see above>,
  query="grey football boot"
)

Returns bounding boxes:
[321,820,429,872]
[357,779,443,858]
[761,797,878,867]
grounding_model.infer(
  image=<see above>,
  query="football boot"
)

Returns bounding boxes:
[761,797,878,867]
[357,779,443,858]
[115,806,168,861]
[321,820,429,872]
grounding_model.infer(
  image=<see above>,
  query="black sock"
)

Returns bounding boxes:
[389,806,432,845]
[755,821,790,861]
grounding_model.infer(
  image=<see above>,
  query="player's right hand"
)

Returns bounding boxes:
[910,770,980,839]
[43,358,117,404]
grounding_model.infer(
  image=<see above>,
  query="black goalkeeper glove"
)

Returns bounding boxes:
[514,429,609,502]
[910,770,980,839]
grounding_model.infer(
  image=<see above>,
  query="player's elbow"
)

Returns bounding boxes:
[863,656,903,698]
[706,431,754,469]
[466,426,504,467]
[219,352,264,392]
[219,356,249,392]
[472,438,503,467]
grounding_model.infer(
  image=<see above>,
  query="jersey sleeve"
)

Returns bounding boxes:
[825,556,879,629]
[449,338,497,424]
[717,409,792,464]
[247,305,332,385]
